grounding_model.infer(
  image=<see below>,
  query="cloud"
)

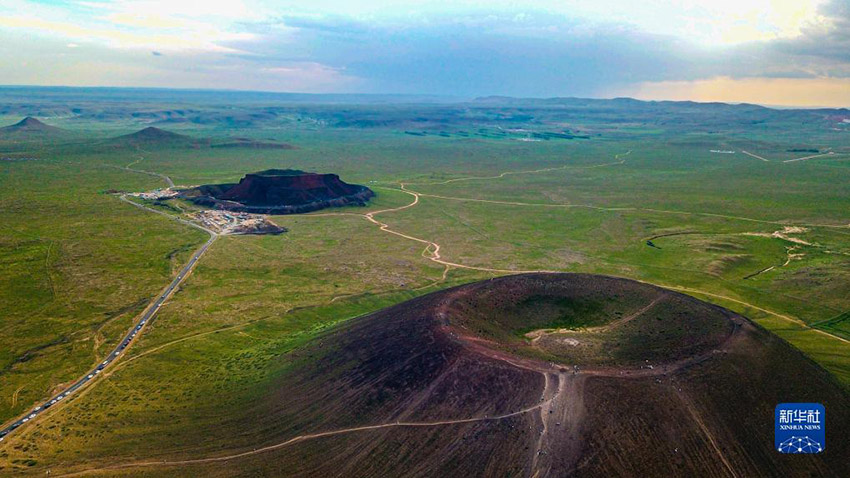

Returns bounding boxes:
[1,0,850,103]
[0,25,360,93]
[770,0,850,64]
[225,11,705,97]
[0,0,257,52]
[220,5,850,98]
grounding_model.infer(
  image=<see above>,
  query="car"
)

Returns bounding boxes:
[88,374,93,378]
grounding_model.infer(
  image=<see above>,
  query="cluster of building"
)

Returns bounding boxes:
[129,188,179,200]
[189,210,284,235]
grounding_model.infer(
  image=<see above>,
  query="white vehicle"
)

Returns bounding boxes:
[88,374,93,378]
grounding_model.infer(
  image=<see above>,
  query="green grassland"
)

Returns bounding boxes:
[1,92,849,474]
[0,161,207,425]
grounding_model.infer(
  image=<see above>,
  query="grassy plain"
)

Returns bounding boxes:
[0,93,849,474]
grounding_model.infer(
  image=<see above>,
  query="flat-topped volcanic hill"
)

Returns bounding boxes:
[100,274,847,477]
[182,169,374,214]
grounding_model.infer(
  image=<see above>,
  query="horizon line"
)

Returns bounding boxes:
[1,84,848,111]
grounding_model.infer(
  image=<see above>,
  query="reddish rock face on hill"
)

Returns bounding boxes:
[183,169,374,214]
[219,171,364,206]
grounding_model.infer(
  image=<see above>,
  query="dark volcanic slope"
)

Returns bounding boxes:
[184,169,374,214]
[90,274,849,478]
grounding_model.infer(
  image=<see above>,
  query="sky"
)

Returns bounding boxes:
[1,0,850,106]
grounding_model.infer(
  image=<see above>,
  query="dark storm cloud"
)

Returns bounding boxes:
[772,0,850,64]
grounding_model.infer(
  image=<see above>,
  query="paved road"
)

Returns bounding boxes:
[0,201,216,443]
[118,195,216,235]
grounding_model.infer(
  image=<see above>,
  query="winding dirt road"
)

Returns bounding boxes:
[354,155,850,348]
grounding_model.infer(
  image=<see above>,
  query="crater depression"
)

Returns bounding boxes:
[101,273,848,477]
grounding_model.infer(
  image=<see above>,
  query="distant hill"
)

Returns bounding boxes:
[0,117,66,138]
[106,128,298,150]
[471,95,769,112]
[113,126,190,144]
[211,137,296,150]
[103,126,209,149]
